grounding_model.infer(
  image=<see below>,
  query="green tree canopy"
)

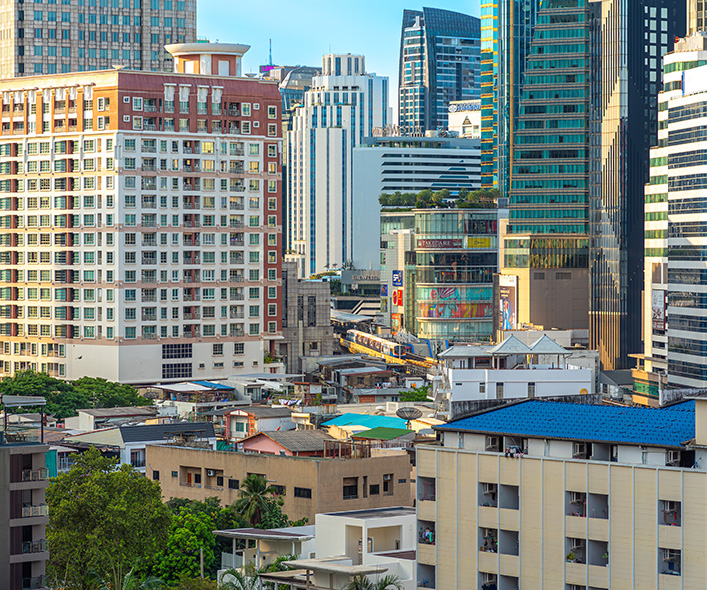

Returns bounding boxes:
[0,370,151,418]
[47,447,171,590]
[399,385,431,402]
[345,574,403,590]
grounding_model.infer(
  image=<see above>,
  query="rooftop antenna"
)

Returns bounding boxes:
[268,38,273,66]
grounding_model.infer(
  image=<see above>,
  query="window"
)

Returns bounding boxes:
[172,471,178,478]
[152,470,159,481]
[343,477,358,500]
[294,487,312,499]
[228,479,239,490]
[369,484,380,495]
[383,473,394,495]
[267,105,277,119]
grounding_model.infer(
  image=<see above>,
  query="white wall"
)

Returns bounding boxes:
[447,367,594,402]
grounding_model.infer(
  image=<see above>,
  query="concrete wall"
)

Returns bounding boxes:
[146,444,411,522]
[418,444,707,589]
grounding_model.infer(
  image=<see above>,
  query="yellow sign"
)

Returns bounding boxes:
[580,388,588,396]
[467,237,492,249]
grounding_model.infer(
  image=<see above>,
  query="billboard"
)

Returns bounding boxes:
[391,313,402,332]
[380,284,388,297]
[652,289,666,331]
[392,271,403,287]
[499,275,518,330]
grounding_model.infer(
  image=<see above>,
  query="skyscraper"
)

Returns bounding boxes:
[500,0,592,332]
[398,8,480,134]
[688,0,707,33]
[0,0,196,78]
[639,32,707,393]
[480,0,541,194]
[588,0,686,370]
[287,54,388,278]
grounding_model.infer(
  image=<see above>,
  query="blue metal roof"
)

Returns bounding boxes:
[322,413,407,430]
[191,380,234,390]
[440,400,696,448]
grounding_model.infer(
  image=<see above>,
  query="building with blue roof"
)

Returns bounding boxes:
[415,396,707,589]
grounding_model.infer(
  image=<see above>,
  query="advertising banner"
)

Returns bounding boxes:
[392,271,403,287]
[652,289,665,331]
[499,275,518,330]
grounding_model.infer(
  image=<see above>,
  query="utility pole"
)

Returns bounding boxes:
[200,546,204,578]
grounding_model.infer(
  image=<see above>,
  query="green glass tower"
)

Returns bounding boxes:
[502,0,591,331]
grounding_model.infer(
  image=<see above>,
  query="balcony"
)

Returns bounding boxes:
[21,504,48,518]
[417,542,435,566]
[22,576,48,590]
[22,468,48,482]
[22,539,47,554]
[417,499,435,522]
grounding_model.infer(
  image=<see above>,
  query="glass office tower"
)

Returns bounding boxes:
[588,0,685,370]
[502,0,591,332]
[398,8,481,134]
[480,0,541,195]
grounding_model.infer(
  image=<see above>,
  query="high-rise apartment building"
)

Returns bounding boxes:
[638,33,707,395]
[287,54,388,278]
[0,0,196,79]
[500,0,591,333]
[398,8,480,134]
[0,43,284,383]
[480,0,540,194]
[688,0,707,33]
[588,0,686,370]
[0,396,49,590]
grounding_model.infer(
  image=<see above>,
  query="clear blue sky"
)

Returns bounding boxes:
[197,1,481,85]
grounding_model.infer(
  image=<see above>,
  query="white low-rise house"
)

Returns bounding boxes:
[225,406,295,441]
[437,334,595,404]
[64,406,159,431]
[217,507,417,590]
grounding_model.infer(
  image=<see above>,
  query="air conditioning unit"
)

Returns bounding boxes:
[485,436,499,451]
[573,442,587,457]
[570,539,585,551]
[667,450,681,466]
[206,469,216,477]
[570,491,585,504]
[482,483,496,496]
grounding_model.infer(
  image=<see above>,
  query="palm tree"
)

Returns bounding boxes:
[98,568,165,590]
[234,474,276,526]
[219,568,259,590]
[344,574,403,590]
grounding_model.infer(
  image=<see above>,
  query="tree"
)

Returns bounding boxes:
[345,574,403,590]
[73,377,151,409]
[400,385,431,402]
[0,370,85,419]
[378,193,389,206]
[219,569,259,590]
[149,508,217,584]
[97,569,165,590]
[234,474,277,526]
[168,576,218,590]
[47,447,171,590]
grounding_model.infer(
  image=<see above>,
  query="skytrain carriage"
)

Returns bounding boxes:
[343,329,406,361]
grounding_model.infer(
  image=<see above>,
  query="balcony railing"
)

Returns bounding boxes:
[22,539,47,554]
[21,468,48,482]
[21,504,48,518]
[22,575,48,589]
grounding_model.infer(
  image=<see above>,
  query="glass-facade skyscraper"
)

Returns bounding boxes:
[398,8,480,134]
[588,0,685,370]
[501,0,591,332]
[480,0,541,195]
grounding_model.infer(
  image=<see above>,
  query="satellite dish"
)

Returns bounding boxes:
[396,407,422,421]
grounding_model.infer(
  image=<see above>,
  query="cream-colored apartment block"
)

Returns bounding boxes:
[416,398,707,590]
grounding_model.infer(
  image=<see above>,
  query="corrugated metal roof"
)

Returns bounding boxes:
[246,430,333,452]
[352,427,411,441]
[229,406,293,419]
[322,413,407,430]
[191,380,235,390]
[119,421,215,443]
[438,400,695,448]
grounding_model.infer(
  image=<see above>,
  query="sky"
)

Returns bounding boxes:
[197,1,481,87]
